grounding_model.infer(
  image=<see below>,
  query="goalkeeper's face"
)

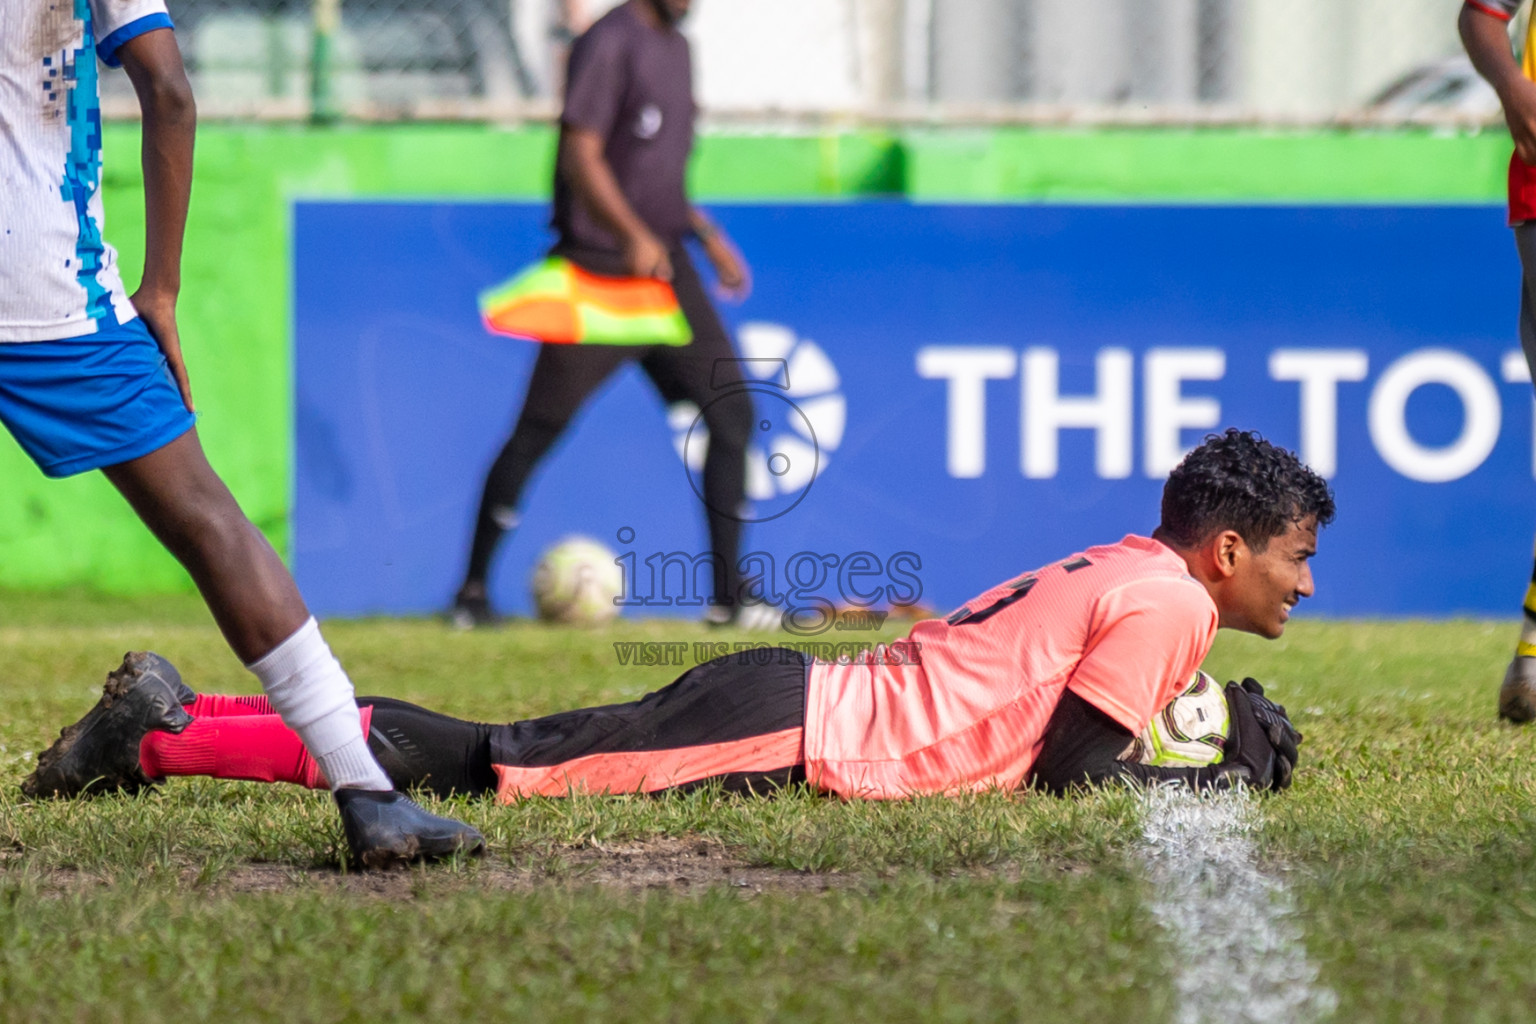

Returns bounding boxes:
[1221,518,1318,639]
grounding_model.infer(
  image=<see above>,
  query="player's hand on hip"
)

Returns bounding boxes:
[130,286,195,413]
[1504,77,1536,165]
[703,231,752,302]
[624,231,673,281]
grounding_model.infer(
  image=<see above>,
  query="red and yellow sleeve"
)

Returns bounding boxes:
[1065,577,1218,736]
[1465,1,1516,22]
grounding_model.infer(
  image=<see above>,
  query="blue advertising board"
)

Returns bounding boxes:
[293,201,1533,620]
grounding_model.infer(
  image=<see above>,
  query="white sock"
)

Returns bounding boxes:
[246,617,392,792]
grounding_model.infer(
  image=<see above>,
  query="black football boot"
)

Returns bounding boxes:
[22,651,195,798]
[334,788,486,869]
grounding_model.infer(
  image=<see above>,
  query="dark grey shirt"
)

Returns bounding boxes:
[552,2,696,252]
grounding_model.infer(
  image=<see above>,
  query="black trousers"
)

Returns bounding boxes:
[362,650,809,799]
[463,244,754,604]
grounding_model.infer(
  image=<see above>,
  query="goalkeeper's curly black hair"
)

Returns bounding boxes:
[1158,429,1335,552]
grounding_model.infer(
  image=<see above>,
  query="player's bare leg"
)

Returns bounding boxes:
[103,429,307,661]
[98,429,483,864]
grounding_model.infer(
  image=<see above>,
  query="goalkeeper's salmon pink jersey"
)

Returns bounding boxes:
[1466,0,1536,222]
[802,535,1219,799]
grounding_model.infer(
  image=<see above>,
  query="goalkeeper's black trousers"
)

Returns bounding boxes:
[363,649,809,800]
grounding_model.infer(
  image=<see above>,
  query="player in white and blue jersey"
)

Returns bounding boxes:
[1,0,481,866]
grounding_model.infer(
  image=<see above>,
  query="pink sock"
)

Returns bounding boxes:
[140,707,375,790]
[184,693,275,717]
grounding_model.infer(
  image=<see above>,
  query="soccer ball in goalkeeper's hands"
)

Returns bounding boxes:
[531,536,624,625]
[1127,670,1229,767]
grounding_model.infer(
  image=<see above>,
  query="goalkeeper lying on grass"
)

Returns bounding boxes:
[24,430,1323,813]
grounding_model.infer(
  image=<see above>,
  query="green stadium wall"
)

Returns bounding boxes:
[0,124,1512,595]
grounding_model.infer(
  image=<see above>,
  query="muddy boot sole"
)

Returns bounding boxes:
[22,651,194,798]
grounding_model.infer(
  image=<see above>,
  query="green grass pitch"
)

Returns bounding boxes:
[2,589,1536,1022]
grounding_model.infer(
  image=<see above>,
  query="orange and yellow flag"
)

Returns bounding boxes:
[478,258,691,346]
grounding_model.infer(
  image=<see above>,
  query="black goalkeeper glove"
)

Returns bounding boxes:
[1216,678,1302,792]
[1240,678,1301,782]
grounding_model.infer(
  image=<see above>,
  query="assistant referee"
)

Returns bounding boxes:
[453,0,760,628]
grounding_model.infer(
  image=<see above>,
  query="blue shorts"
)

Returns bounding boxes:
[0,318,197,478]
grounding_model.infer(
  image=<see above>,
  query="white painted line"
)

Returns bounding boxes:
[1139,786,1337,1024]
